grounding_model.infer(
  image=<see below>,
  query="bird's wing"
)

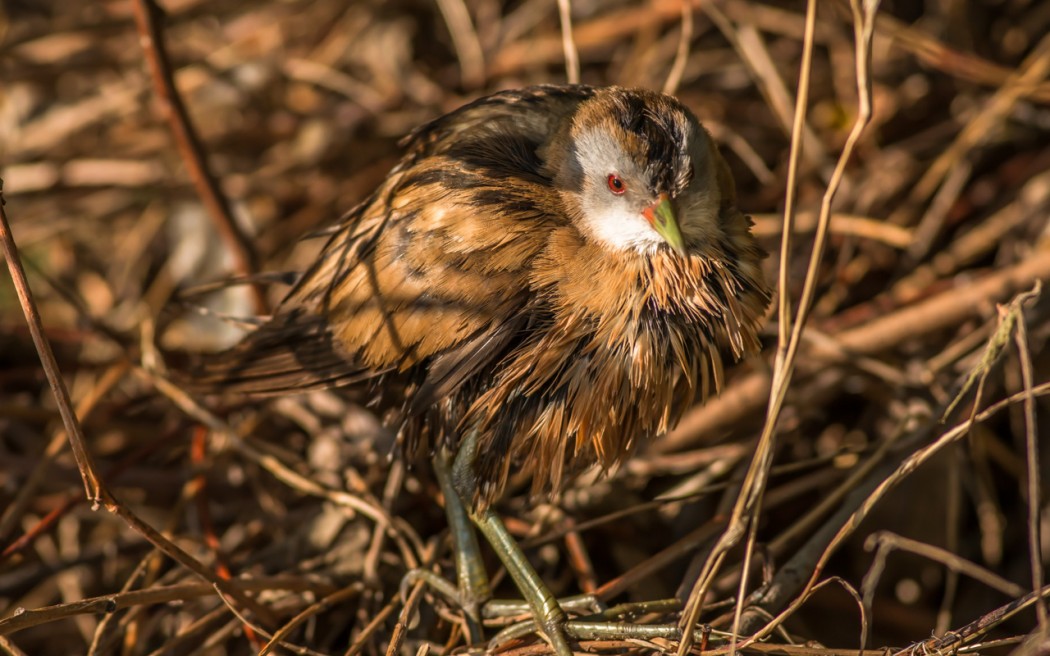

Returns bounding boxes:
[396,84,596,163]
[189,86,588,402]
[184,306,385,397]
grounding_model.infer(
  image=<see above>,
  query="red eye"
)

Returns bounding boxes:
[607,174,626,195]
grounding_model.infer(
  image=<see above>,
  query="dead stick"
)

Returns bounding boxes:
[0,181,104,503]
[131,0,266,313]
[662,251,1050,452]
[0,180,276,629]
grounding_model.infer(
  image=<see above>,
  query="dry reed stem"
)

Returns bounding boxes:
[0,181,105,504]
[677,0,825,649]
[556,0,580,84]
[864,532,1024,599]
[662,0,694,96]
[435,0,485,88]
[1014,287,1047,628]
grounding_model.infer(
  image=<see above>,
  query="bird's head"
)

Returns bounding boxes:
[545,87,736,257]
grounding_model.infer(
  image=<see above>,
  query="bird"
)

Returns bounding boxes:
[189,84,770,653]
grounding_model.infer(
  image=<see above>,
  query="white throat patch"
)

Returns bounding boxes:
[581,203,666,254]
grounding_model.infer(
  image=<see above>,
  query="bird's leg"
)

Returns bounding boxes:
[451,431,573,656]
[431,449,489,644]
[471,511,573,653]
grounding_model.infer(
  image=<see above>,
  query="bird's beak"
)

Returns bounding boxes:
[642,193,686,254]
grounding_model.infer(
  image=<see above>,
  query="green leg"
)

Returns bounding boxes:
[432,450,489,645]
[473,508,572,654]
[452,432,573,656]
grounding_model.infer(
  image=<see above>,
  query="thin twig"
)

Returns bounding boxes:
[557,0,580,84]
[0,192,282,629]
[212,585,329,656]
[739,379,1050,647]
[889,30,1050,228]
[0,578,334,636]
[435,0,486,88]
[865,532,1025,599]
[130,0,266,313]
[258,584,364,655]
[1013,285,1047,628]
[189,426,263,649]
[677,3,879,651]
[675,0,820,650]
[896,585,1050,656]
[0,636,29,656]
[0,361,127,544]
[0,180,104,505]
[662,0,694,95]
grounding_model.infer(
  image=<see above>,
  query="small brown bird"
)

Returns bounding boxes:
[193,84,770,652]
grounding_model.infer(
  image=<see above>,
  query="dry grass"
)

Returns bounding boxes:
[1,1,1049,654]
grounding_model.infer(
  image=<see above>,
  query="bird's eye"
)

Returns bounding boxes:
[607,174,626,195]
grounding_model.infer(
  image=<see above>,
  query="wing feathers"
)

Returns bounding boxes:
[184,310,385,397]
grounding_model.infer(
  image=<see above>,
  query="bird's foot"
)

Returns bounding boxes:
[488,598,716,652]
[483,593,604,620]
[534,603,573,656]
[400,568,487,644]
[479,594,597,654]
[401,572,590,654]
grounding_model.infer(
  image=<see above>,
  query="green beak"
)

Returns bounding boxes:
[643,193,686,254]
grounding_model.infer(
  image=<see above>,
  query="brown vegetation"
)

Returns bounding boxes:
[1,1,1048,654]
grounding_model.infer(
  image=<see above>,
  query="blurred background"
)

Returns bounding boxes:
[1,1,1049,654]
